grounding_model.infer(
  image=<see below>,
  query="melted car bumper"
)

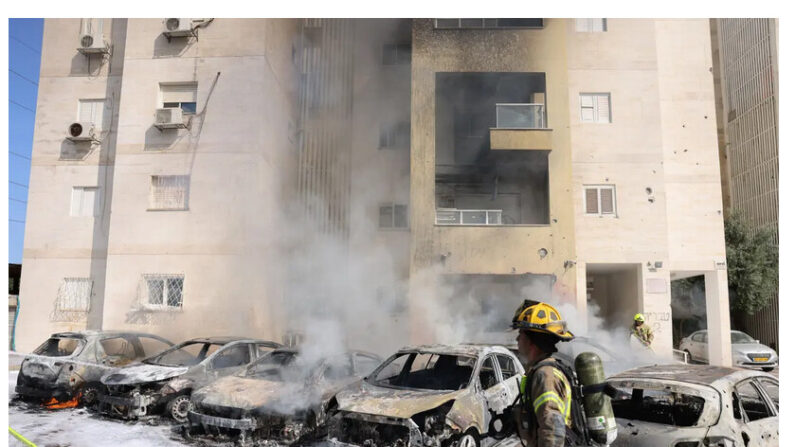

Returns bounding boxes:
[187,410,259,430]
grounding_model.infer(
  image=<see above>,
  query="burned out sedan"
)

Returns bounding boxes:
[607,364,779,447]
[185,348,383,445]
[15,331,173,407]
[99,337,282,422]
[329,344,524,447]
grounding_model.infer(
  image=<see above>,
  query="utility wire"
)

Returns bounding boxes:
[9,219,26,224]
[9,35,41,54]
[9,69,38,86]
[9,198,27,204]
[10,152,31,160]
[9,99,36,113]
[10,181,28,188]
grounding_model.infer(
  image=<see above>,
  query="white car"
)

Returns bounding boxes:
[607,364,778,446]
[679,330,778,371]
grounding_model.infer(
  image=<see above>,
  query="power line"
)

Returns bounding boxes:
[10,181,28,188]
[9,99,36,113]
[9,219,26,224]
[10,152,31,160]
[9,35,41,55]
[9,69,38,86]
[9,198,27,204]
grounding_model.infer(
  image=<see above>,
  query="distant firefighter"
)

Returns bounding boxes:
[631,313,654,348]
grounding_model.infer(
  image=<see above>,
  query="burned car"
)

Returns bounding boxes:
[330,344,524,447]
[99,336,282,422]
[607,364,779,447]
[15,330,173,407]
[185,348,383,444]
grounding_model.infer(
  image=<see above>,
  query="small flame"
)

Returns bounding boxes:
[43,392,81,409]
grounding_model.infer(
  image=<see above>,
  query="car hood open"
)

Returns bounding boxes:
[336,380,465,419]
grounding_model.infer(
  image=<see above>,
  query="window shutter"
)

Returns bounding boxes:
[600,188,614,214]
[81,187,97,216]
[596,94,611,122]
[575,19,590,32]
[585,188,599,213]
[71,188,83,216]
[161,84,197,104]
[580,94,595,122]
[150,176,189,210]
[394,204,408,228]
[591,18,606,31]
[379,205,394,228]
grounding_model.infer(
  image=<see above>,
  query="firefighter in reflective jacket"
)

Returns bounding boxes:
[512,300,575,447]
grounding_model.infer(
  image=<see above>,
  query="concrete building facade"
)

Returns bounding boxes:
[18,18,733,365]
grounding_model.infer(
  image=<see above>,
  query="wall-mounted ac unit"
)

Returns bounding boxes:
[154,108,186,130]
[67,122,96,142]
[77,31,109,55]
[162,18,195,38]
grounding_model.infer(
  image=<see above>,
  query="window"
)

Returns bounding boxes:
[211,344,251,369]
[584,185,616,216]
[149,175,189,210]
[435,18,544,29]
[379,203,409,229]
[78,99,106,129]
[139,336,172,357]
[496,354,518,381]
[382,43,411,65]
[54,278,92,313]
[479,356,500,390]
[736,381,775,421]
[580,93,611,123]
[143,274,184,308]
[160,83,197,114]
[354,353,382,376]
[575,18,607,32]
[379,121,410,149]
[99,337,138,366]
[757,378,778,412]
[71,186,99,217]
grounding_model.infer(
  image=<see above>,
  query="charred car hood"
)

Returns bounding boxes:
[193,375,318,414]
[102,363,189,385]
[336,380,465,419]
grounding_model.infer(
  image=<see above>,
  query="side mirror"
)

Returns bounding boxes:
[755,340,760,344]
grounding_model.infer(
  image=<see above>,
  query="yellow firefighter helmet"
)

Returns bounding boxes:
[511,300,574,342]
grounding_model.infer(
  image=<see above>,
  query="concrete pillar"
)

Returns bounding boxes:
[705,269,732,366]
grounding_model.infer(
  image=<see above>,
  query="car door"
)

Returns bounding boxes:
[692,332,707,363]
[207,343,252,379]
[733,379,778,446]
[479,354,511,413]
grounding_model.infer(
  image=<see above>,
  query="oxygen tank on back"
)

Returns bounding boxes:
[575,352,617,445]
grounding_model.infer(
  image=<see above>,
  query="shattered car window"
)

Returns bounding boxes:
[757,378,779,411]
[139,336,172,357]
[611,386,707,427]
[99,337,138,364]
[145,341,222,367]
[370,352,474,391]
[736,381,774,421]
[247,350,299,380]
[33,337,85,357]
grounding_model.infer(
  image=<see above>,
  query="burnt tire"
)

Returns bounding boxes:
[166,395,192,423]
[80,383,102,407]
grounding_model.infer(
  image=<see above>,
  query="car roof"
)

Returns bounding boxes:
[185,336,279,345]
[609,364,772,386]
[397,343,512,357]
[51,330,169,339]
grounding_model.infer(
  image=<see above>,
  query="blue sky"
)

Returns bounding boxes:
[8,18,43,264]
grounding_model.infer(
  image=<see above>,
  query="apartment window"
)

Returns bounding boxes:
[580,93,611,123]
[434,18,544,29]
[379,203,409,229]
[379,121,410,149]
[78,99,106,130]
[143,274,184,309]
[160,83,197,115]
[575,18,607,32]
[584,185,616,216]
[149,175,190,210]
[71,186,99,217]
[382,43,411,65]
[55,278,93,313]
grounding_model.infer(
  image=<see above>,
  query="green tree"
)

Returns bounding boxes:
[724,211,778,314]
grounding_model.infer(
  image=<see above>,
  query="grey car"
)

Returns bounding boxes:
[679,330,778,372]
[99,336,282,422]
[607,364,778,447]
[14,330,174,406]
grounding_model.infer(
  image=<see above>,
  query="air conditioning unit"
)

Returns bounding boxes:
[67,122,96,142]
[162,18,195,38]
[154,108,186,130]
[77,28,109,55]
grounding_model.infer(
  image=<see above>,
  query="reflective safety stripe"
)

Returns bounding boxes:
[549,369,572,426]
[520,375,527,396]
[533,391,565,413]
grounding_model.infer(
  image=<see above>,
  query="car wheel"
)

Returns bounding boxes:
[456,431,479,447]
[166,395,192,423]
[80,383,102,407]
[762,367,774,372]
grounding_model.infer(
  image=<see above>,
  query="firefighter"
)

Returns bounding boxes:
[511,300,575,447]
[631,313,654,348]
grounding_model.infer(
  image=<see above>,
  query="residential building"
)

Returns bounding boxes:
[17,19,735,366]
[711,18,779,350]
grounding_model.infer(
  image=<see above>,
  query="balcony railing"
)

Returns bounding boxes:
[496,103,546,129]
[436,208,503,225]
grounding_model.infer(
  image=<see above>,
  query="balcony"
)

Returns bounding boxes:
[436,208,503,226]
[491,103,552,151]
[496,103,546,129]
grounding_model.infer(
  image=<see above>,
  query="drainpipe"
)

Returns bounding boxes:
[11,295,20,351]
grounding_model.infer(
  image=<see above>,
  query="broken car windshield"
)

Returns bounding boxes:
[369,352,474,391]
[145,341,222,367]
[246,351,300,381]
[33,337,85,357]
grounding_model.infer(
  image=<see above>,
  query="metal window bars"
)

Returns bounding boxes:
[141,274,184,309]
[50,278,93,322]
[436,208,503,225]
